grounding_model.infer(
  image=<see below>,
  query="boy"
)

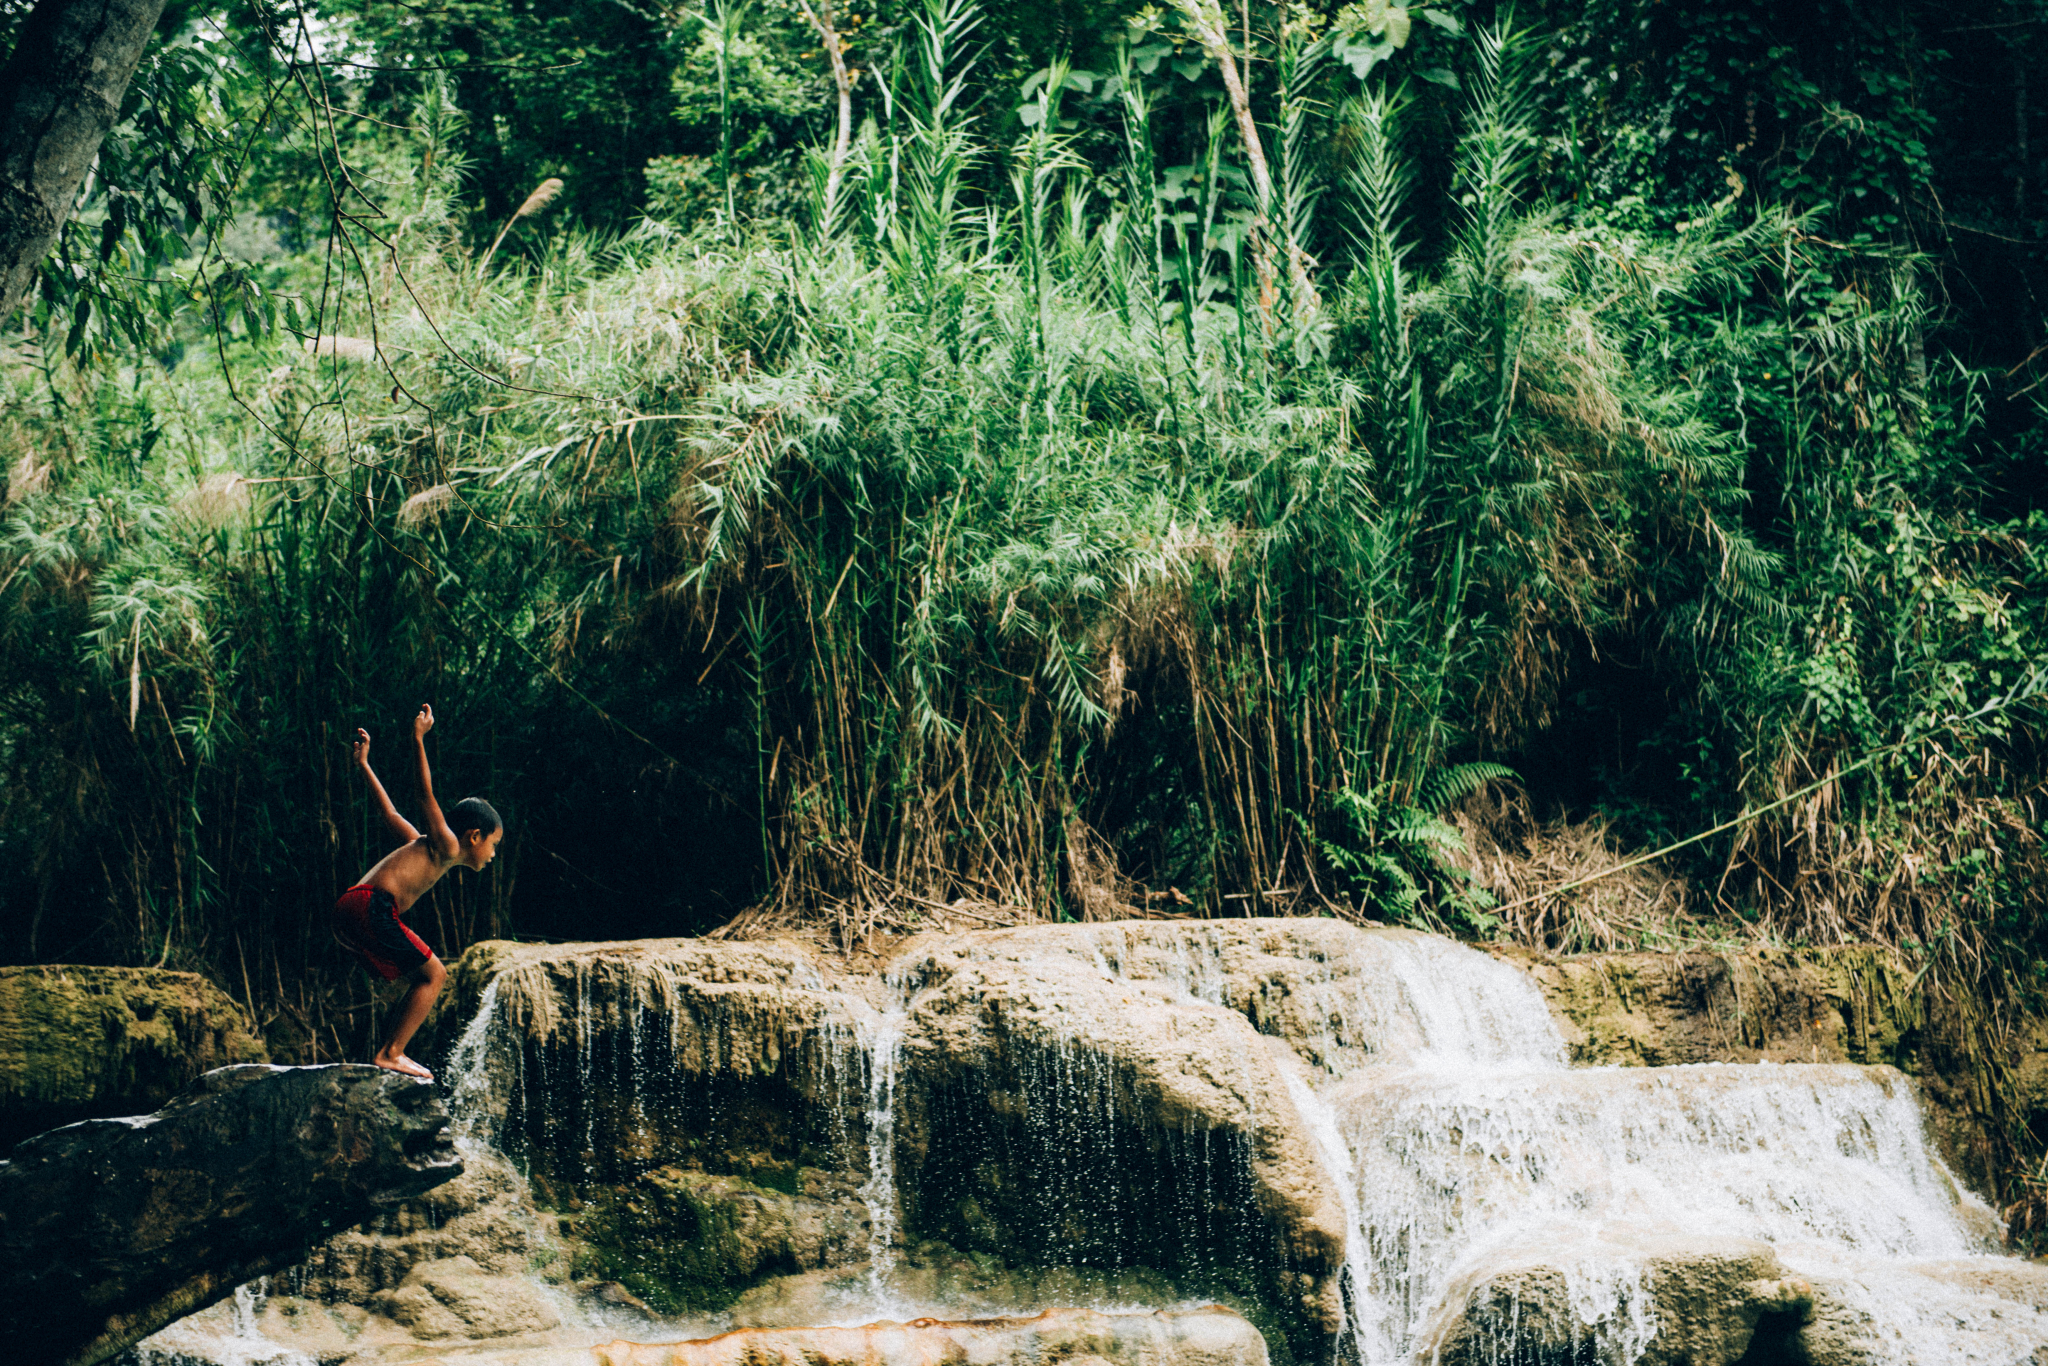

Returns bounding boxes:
[334,703,503,1081]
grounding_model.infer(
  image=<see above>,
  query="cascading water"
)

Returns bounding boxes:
[1244,931,2021,1366]
[1074,922,1575,1361]
[1276,1060,1373,1365]
[1045,921,2035,1364]
[442,973,507,1147]
[853,979,911,1308]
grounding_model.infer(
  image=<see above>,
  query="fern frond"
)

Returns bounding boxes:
[1390,811,1464,854]
[1415,761,1517,813]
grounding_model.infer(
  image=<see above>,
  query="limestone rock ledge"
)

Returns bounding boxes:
[591,1305,1268,1366]
[0,1063,461,1366]
[126,1298,1265,1366]
[1426,1234,1802,1366]
[438,929,1352,1360]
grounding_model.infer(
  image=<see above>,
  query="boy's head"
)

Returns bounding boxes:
[449,797,504,869]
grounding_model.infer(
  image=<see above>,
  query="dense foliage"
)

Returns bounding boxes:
[0,0,2043,1092]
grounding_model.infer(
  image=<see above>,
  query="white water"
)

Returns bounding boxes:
[442,973,506,1148]
[853,977,912,1308]
[1245,931,2034,1366]
[1059,922,2038,1364]
[1067,921,1565,1073]
[1276,1058,1373,1366]
[1277,928,1565,1075]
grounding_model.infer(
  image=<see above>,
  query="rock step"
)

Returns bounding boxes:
[1,1063,460,1366]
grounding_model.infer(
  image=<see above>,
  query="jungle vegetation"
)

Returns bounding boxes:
[0,0,2043,1092]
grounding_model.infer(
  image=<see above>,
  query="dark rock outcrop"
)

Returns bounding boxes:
[0,1063,461,1366]
[0,965,269,1149]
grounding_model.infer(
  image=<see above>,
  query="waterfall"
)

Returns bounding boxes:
[1307,930,1565,1073]
[1334,1061,1976,1363]
[386,928,2043,1366]
[1007,922,2027,1365]
[1276,1060,1372,1366]
[441,973,507,1149]
[1254,931,2021,1366]
[854,979,911,1308]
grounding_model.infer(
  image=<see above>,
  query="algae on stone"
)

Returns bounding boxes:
[0,965,266,1148]
[560,1165,870,1315]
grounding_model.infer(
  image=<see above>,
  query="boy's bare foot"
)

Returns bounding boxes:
[372,1053,434,1082]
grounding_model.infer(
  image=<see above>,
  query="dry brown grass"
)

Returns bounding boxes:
[1448,784,1703,953]
[5,453,49,505]
[1729,743,2047,964]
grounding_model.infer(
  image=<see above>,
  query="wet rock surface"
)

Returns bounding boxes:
[438,927,1361,1362]
[0,1062,459,1366]
[370,1255,562,1339]
[894,928,1352,1350]
[0,965,268,1149]
[1426,1234,1801,1366]
[131,1299,1266,1366]
[295,1141,556,1305]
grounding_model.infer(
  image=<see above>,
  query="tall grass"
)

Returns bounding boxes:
[0,4,2041,1074]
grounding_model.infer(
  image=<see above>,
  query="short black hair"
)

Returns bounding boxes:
[448,797,502,840]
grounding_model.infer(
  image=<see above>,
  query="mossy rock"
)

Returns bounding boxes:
[554,1163,870,1314]
[0,965,267,1148]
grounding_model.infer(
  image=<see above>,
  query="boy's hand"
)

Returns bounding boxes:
[413,704,435,739]
[352,728,371,767]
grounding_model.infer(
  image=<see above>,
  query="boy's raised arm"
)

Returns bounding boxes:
[412,704,460,858]
[353,729,420,842]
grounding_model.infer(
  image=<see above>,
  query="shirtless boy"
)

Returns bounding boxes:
[334,704,503,1081]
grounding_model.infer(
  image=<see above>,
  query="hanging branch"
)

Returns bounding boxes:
[795,0,855,230]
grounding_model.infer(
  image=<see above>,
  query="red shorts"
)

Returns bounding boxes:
[333,884,432,981]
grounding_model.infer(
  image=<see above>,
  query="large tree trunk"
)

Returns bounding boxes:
[0,0,168,320]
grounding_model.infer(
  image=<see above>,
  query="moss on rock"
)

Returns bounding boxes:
[556,1164,870,1315]
[0,965,267,1148]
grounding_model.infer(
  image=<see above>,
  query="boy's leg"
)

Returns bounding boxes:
[372,954,447,1080]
